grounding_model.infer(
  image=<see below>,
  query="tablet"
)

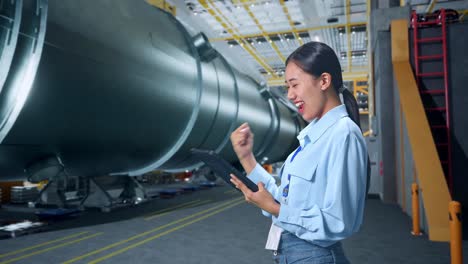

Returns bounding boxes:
[191,148,259,192]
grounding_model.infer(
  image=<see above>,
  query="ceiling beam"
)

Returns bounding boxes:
[198,0,277,76]
[266,71,369,86]
[331,2,367,8]
[240,0,286,62]
[346,0,352,71]
[425,0,438,13]
[460,10,467,21]
[209,22,367,42]
[366,0,375,122]
[279,0,304,46]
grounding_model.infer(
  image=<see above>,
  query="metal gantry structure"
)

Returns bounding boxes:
[186,0,370,85]
[154,0,467,138]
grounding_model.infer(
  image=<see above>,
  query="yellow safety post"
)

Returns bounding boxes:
[411,183,422,235]
[449,201,462,264]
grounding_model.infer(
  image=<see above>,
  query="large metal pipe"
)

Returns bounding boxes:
[0,0,302,181]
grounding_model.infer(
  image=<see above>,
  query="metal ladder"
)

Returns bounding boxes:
[411,9,452,194]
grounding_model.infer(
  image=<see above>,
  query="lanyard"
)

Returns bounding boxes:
[282,146,302,199]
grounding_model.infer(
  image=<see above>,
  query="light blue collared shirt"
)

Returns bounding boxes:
[248,104,368,247]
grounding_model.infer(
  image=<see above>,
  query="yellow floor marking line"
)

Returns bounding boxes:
[88,200,246,264]
[144,200,214,221]
[62,197,243,264]
[0,231,90,258]
[0,232,103,264]
[143,199,202,219]
[224,189,238,194]
[144,199,210,220]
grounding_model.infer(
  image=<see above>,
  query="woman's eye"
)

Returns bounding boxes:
[285,84,297,90]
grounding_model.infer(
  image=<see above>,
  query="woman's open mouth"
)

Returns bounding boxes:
[295,101,304,114]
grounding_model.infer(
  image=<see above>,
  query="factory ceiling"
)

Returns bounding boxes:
[168,0,467,86]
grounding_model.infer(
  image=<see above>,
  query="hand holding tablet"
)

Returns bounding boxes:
[191,148,259,192]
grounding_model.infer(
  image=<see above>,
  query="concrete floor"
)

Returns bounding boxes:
[0,183,466,264]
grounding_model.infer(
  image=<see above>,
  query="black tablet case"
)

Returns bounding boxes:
[191,149,259,192]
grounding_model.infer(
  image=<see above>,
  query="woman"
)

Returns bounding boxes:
[230,41,368,263]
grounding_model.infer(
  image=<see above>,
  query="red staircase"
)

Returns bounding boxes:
[411,9,452,194]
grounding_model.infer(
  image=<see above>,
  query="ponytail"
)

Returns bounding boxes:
[340,88,361,131]
[341,87,370,195]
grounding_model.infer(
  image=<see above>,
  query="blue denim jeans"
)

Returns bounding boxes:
[272,232,350,264]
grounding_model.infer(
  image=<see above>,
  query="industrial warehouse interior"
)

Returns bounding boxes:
[0,0,467,263]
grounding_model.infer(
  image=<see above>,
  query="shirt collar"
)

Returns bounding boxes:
[296,104,349,147]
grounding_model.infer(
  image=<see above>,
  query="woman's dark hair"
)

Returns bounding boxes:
[285,41,361,129]
[286,42,370,195]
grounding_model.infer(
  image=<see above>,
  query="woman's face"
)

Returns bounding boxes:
[285,62,326,121]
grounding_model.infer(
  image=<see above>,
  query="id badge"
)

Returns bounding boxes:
[281,196,288,205]
[281,174,291,205]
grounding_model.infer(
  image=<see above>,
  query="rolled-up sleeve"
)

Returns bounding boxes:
[273,133,367,244]
[247,163,281,217]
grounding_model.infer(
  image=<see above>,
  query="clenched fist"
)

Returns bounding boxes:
[230,123,257,173]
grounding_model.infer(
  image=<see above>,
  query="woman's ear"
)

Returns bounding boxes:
[320,73,332,91]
